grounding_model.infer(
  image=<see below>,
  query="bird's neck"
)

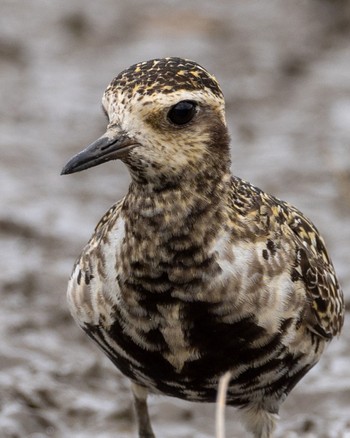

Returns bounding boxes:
[118,170,231,299]
[122,170,231,240]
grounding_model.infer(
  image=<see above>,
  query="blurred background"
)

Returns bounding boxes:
[1,0,349,437]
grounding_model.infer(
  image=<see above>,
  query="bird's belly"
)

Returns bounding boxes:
[69,232,325,407]
[83,302,322,407]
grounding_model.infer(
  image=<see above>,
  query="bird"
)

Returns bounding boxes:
[61,57,345,438]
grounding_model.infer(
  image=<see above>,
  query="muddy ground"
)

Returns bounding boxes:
[1,1,350,437]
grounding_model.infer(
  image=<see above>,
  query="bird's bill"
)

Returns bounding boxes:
[61,129,138,175]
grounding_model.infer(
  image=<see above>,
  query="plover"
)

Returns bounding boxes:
[62,57,344,438]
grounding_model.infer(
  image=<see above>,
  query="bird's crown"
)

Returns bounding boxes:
[106,57,223,99]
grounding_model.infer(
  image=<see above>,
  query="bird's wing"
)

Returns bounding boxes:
[91,199,124,241]
[230,177,344,340]
[70,198,124,281]
[273,198,344,339]
[67,199,124,327]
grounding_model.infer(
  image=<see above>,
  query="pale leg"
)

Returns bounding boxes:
[216,371,232,438]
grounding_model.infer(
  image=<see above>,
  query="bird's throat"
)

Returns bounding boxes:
[123,172,230,241]
[119,173,230,296]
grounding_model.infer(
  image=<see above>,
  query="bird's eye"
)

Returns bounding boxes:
[167,100,197,126]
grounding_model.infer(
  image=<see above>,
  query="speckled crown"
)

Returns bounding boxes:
[108,57,223,98]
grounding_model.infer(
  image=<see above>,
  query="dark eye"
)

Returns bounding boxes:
[167,100,197,126]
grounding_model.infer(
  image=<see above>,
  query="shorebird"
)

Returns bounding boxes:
[62,57,344,438]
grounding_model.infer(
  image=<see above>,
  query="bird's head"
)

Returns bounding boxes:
[62,57,230,187]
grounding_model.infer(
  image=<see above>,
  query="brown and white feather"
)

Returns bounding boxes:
[63,57,345,438]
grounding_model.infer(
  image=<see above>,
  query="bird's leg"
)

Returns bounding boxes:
[131,383,155,438]
[240,405,278,438]
[216,371,232,438]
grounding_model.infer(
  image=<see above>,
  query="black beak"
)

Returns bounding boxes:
[61,129,138,175]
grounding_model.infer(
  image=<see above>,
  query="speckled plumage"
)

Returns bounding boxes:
[62,57,344,438]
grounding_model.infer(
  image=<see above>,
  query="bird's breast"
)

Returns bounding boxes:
[68,209,325,405]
